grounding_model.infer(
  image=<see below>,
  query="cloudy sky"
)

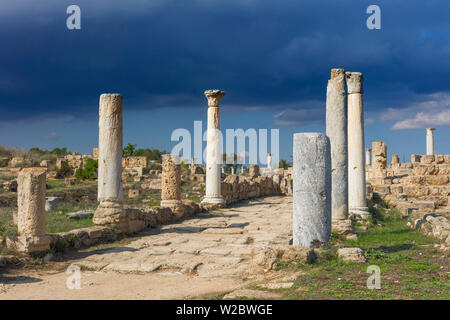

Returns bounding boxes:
[0,0,449,163]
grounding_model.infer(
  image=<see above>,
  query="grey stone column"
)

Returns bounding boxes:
[293,133,331,247]
[326,68,348,221]
[94,94,125,227]
[426,128,435,155]
[17,168,51,252]
[161,154,182,208]
[347,72,369,217]
[202,90,226,205]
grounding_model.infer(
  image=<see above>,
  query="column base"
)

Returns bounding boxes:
[160,200,183,208]
[15,235,51,253]
[201,196,226,205]
[93,200,125,226]
[350,207,370,218]
[332,219,354,235]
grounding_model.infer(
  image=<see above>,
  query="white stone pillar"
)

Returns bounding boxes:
[231,166,235,175]
[326,68,348,221]
[347,72,369,217]
[94,94,125,227]
[426,128,435,155]
[293,133,331,247]
[202,90,225,205]
[16,168,51,252]
[365,148,371,165]
[267,153,273,171]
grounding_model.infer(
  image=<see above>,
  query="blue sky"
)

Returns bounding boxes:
[0,0,449,163]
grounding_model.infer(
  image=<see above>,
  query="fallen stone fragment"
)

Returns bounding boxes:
[337,247,367,263]
[66,210,94,219]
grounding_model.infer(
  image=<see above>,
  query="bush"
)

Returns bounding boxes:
[74,159,98,180]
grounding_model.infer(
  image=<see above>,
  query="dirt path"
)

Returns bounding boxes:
[0,196,292,299]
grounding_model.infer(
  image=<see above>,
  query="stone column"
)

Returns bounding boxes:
[293,133,331,247]
[267,153,273,171]
[202,90,226,205]
[249,164,260,177]
[347,72,369,217]
[392,154,400,164]
[16,168,51,252]
[93,94,125,227]
[371,141,387,179]
[326,68,348,221]
[161,154,182,208]
[426,128,435,155]
[231,166,235,175]
[365,148,371,165]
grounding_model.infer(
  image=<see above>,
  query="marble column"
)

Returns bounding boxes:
[293,133,331,247]
[365,148,371,165]
[347,72,369,217]
[94,94,125,227]
[16,168,51,252]
[202,90,226,205]
[267,153,273,171]
[326,68,348,221]
[161,154,182,208]
[426,128,435,155]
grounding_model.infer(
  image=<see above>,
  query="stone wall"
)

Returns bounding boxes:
[367,152,450,251]
[122,156,147,169]
[368,154,450,209]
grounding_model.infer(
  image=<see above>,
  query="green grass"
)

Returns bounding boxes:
[45,204,94,233]
[217,206,449,300]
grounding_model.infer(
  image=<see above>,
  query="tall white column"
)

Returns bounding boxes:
[426,128,435,155]
[347,72,369,217]
[202,90,225,205]
[267,153,273,171]
[293,133,331,247]
[326,68,348,221]
[365,148,371,165]
[94,94,125,227]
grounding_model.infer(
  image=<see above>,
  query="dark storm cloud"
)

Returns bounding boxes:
[1,0,450,123]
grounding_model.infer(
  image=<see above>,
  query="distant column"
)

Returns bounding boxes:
[17,168,51,252]
[391,154,400,164]
[202,90,226,205]
[161,154,182,208]
[426,128,435,155]
[365,148,371,165]
[347,72,369,217]
[293,133,332,247]
[267,153,273,171]
[372,141,387,179]
[94,94,125,228]
[326,68,348,221]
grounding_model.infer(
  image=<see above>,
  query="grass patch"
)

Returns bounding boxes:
[246,205,449,300]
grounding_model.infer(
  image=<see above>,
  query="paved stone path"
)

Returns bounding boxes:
[0,196,293,299]
[73,195,292,278]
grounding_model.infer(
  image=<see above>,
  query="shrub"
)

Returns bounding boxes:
[75,159,98,180]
